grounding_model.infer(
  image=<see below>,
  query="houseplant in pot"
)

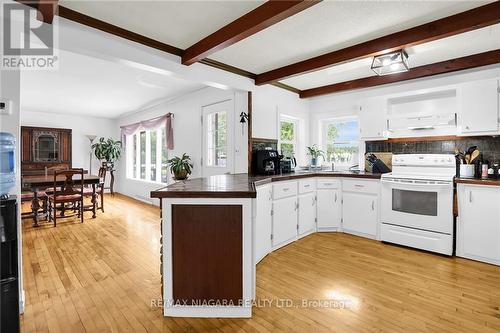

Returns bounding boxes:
[306,145,325,169]
[167,153,193,180]
[92,137,122,169]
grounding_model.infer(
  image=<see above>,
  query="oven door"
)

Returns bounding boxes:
[381,178,453,234]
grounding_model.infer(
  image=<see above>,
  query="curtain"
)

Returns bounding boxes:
[120,113,174,149]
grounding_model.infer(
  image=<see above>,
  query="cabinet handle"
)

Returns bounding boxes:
[324,182,333,186]
[283,188,290,191]
[304,184,310,188]
[469,190,472,203]
[295,202,298,211]
[334,193,337,202]
[465,125,470,130]
[372,200,375,211]
[312,197,315,206]
[355,184,364,188]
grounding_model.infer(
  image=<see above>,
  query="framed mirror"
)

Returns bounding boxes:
[33,131,59,162]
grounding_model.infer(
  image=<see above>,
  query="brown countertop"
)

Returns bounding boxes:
[455,177,500,186]
[150,171,382,198]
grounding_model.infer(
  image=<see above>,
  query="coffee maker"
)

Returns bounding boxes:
[253,150,283,175]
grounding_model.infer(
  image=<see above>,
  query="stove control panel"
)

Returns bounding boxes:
[392,154,455,167]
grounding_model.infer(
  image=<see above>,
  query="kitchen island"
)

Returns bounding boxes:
[150,171,381,318]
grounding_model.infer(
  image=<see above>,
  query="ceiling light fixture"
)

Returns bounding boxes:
[371,50,409,76]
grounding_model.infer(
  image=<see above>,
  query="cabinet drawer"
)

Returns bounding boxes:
[272,181,297,200]
[343,179,379,194]
[298,179,315,194]
[316,178,341,189]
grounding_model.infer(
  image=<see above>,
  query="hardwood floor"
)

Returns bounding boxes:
[21,194,500,332]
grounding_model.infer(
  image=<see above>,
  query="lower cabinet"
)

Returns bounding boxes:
[272,196,298,249]
[316,189,341,231]
[298,192,316,237]
[254,185,272,263]
[342,192,378,239]
[457,184,500,265]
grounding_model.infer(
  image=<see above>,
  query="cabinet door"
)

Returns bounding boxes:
[343,193,377,238]
[359,97,387,140]
[272,196,297,248]
[255,185,272,263]
[316,189,341,231]
[459,79,499,135]
[298,192,316,237]
[458,185,500,264]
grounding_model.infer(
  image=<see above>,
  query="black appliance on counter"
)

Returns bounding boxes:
[1,196,20,333]
[253,149,283,175]
[280,157,297,174]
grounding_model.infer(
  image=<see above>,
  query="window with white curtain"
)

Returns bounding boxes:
[279,116,298,159]
[127,127,168,183]
[322,118,360,169]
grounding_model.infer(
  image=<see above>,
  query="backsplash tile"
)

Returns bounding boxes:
[366,136,500,162]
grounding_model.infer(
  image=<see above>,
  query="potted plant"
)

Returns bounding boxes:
[167,153,193,180]
[306,145,325,168]
[92,137,122,169]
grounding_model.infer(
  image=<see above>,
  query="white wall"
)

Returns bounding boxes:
[115,87,249,204]
[252,84,310,165]
[20,110,119,173]
[0,69,24,313]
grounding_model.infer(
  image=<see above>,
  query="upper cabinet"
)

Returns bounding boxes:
[359,97,388,140]
[458,78,500,136]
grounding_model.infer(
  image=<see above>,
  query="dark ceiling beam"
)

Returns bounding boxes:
[16,0,59,24]
[58,6,184,56]
[256,1,500,85]
[182,0,321,66]
[299,49,500,98]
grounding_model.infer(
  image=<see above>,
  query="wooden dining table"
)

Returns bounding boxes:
[22,174,101,227]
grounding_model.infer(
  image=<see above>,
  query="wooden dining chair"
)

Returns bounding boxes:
[47,168,84,227]
[81,166,106,213]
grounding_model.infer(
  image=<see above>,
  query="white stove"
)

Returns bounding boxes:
[380,154,456,255]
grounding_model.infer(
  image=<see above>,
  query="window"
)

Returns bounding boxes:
[206,111,227,167]
[323,119,359,169]
[279,117,298,159]
[127,128,168,183]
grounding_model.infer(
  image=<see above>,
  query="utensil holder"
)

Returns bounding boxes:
[459,164,474,178]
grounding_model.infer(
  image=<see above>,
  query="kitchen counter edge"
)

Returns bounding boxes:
[150,172,382,199]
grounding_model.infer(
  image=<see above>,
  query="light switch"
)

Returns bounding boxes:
[0,99,11,115]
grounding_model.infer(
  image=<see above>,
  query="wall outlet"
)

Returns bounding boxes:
[0,99,12,115]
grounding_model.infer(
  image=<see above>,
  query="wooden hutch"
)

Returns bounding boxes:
[21,126,72,176]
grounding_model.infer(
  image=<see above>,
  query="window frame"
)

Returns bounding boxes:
[321,117,361,170]
[278,115,299,159]
[126,127,168,184]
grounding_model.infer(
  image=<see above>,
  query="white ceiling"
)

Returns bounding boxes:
[60,0,265,49]
[21,49,205,118]
[51,1,500,94]
[282,23,500,90]
[210,0,493,73]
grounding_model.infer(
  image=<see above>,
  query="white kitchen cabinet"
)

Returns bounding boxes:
[458,78,500,135]
[254,185,272,264]
[342,193,378,238]
[457,184,500,265]
[359,97,388,140]
[298,192,316,237]
[272,196,298,250]
[316,189,341,231]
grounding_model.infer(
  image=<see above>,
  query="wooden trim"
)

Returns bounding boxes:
[255,2,500,85]
[57,6,183,56]
[16,0,58,24]
[252,137,279,143]
[270,82,301,94]
[300,49,500,98]
[199,58,256,79]
[368,135,487,144]
[182,0,321,65]
[247,92,253,174]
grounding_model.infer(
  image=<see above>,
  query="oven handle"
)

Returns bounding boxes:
[381,179,452,188]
